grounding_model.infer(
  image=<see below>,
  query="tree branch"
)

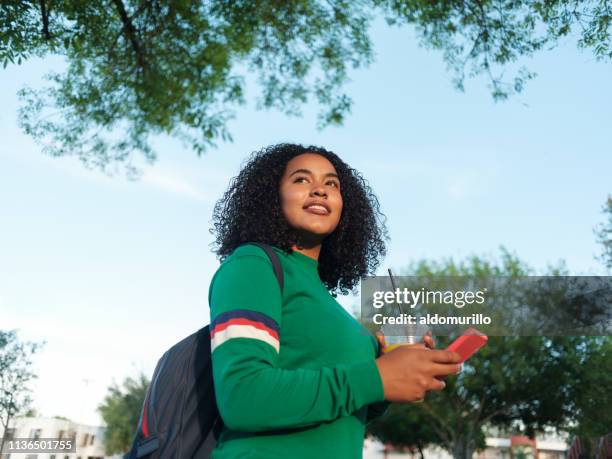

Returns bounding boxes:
[480,407,508,424]
[420,402,454,447]
[110,0,146,71]
[38,0,51,40]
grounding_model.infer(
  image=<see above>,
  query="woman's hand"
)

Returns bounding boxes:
[374,331,461,403]
[422,331,436,350]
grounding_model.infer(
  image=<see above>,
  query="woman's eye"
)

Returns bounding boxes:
[293,177,338,188]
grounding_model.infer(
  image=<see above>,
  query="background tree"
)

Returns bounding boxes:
[567,337,612,457]
[1,1,611,176]
[0,330,43,455]
[366,249,612,459]
[367,402,447,459]
[97,372,149,455]
[595,195,612,272]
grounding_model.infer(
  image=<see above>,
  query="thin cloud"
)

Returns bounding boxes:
[142,170,211,202]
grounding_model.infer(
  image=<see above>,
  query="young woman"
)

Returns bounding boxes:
[208,144,461,458]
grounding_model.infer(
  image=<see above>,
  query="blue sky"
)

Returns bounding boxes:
[1,19,611,425]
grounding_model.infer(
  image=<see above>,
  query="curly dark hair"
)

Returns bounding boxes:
[210,143,388,295]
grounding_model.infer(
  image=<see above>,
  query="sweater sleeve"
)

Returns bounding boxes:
[366,338,391,423]
[366,401,391,424]
[209,253,385,433]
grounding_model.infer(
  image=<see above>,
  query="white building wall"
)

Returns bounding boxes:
[0,416,121,459]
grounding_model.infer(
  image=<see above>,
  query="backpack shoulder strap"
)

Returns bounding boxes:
[245,242,284,293]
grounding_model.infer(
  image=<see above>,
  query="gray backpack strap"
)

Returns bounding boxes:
[247,242,284,293]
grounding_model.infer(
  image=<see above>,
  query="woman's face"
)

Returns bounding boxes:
[279,153,343,243]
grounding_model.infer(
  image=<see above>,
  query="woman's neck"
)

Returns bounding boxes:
[291,244,321,261]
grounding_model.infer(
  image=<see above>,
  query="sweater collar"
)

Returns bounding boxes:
[289,249,319,271]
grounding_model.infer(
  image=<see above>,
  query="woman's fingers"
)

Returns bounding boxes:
[432,362,462,377]
[375,332,386,346]
[430,349,462,364]
[427,377,446,391]
[375,346,462,403]
[422,334,435,350]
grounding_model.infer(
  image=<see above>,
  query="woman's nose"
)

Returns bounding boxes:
[311,186,327,198]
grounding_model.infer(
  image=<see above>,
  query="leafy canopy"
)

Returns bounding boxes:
[2,1,611,176]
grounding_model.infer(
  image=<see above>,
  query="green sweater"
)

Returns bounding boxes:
[208,243,389,459]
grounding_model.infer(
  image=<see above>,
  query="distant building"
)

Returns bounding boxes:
[0,416,121,459]
[476,435,567,459]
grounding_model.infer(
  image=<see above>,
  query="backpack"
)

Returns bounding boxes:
[125,243,284,459]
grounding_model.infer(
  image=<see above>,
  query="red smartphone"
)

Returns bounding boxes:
[446,327,488,363]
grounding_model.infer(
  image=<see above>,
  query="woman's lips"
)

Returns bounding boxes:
[304,205,330,215]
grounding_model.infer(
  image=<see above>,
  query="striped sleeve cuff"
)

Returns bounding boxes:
[210,309,280,353]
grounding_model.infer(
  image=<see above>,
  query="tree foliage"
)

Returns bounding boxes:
[0,330,42,454]
[569,337,612,441]
[97,373,149,455]
[366,248,612,459]
[595,195,612,272]
[378,0,612,98]
[367,402,448,458]
[1,1,611,176]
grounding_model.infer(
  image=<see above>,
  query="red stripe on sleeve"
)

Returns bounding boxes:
[211,318,280,341]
